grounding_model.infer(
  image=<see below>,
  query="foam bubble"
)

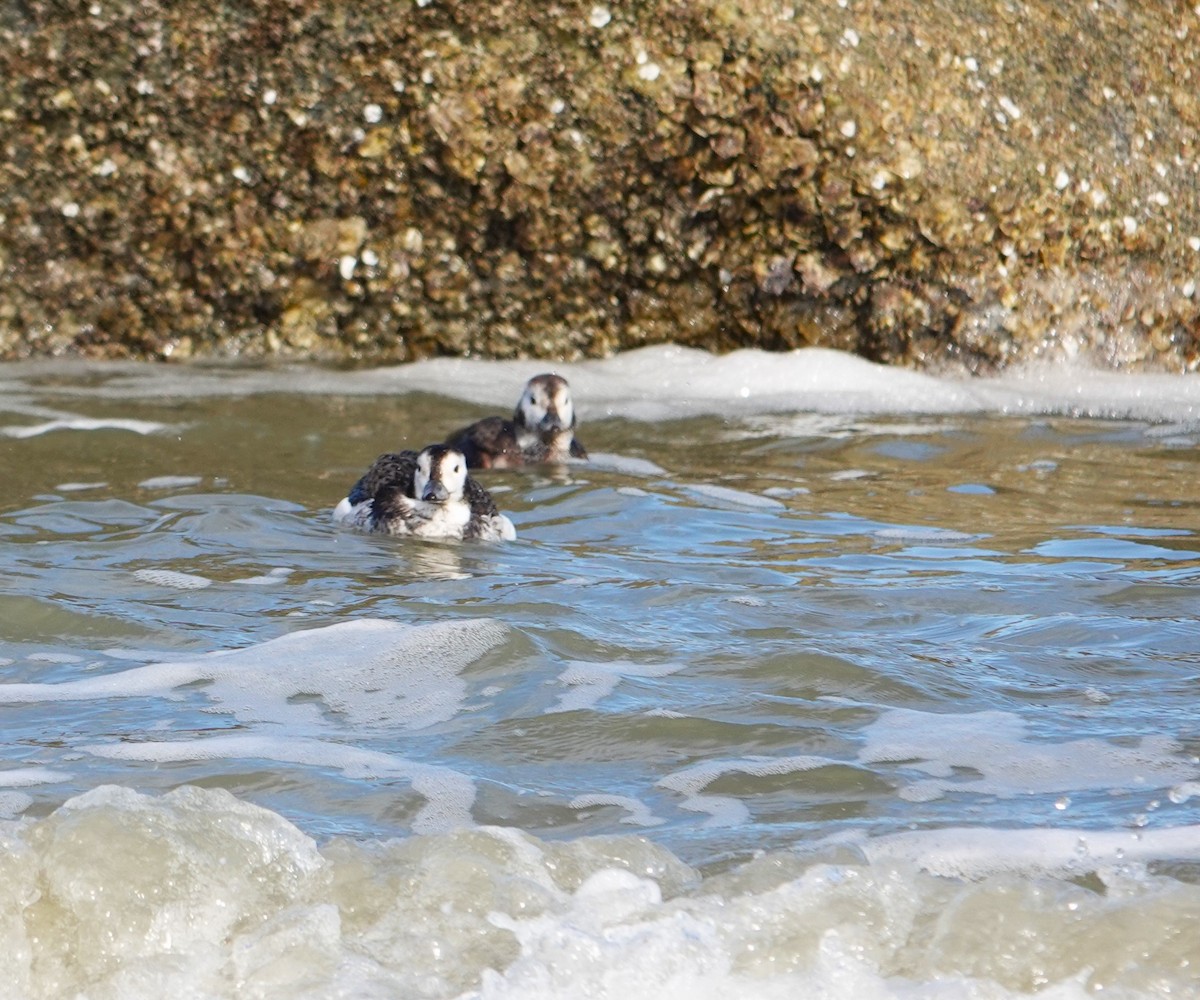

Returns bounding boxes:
[0,618,510,733]
[133,568,213,589]
[872,526,977,542]
[0,767,64,788]
[54,481,108,492]
[2,786,1198,999]
[7,345,1200,426]
[1168,781,1200,804]
[234,567,294,585]
[865,823,1200,879]
[658,755,838,826]
[1,416,166,437]
[547,660,685,714]
[585,452,669,476]
[0,791,34,817]
[568,793,666,827]
[27,651,84,663]
[859,707,1200,801]
[7,785,329,995]
[86,735,476,833]
[686,483,787,509]
[137,475,203,489]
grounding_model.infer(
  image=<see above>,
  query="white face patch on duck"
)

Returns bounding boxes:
[516,380,551,436]
[517,374,575,445]
[402,446,471,537]
[415,446,468,504]
[550,382,575,434]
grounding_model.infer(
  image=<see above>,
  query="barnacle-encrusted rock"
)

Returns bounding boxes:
[0,0,1197,370]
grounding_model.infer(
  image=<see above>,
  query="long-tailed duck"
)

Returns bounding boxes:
[446,373,587,469]
[333,444,516,541]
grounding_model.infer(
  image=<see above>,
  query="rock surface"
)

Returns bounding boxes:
[1,0,1197,370]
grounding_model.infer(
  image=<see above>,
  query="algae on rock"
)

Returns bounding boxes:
[0,0,1197,370]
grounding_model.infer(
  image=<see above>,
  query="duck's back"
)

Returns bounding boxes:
[446,417,523,469]
[347,450,420,505]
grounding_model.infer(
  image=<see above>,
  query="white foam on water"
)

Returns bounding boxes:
[1168,780,1200,804]
[456,845,1189,1000]
[566,347,1200,423]
[658,755,840,826]
[0,791,34,818]
[0,767,64,788]
[685,482,787,509]
[0,618,509,733]
[568,793,666,827]
[133,567,214,590]
[1,785,1198,999]
[0,785,330,997]
[864,822,1200,879]
[858,707,1200,803]
[556,346,984,421]
[0,415,167,437]
[98,647,210,663]
[7,345,1200,425]
[54,481,109,492]
[84,734,476,833]
[234,566,294,585]
[871,525,978,542]
[748,413,958,440]
[586,452,669,476]
[137,474,203,489]
[547,660,687,714]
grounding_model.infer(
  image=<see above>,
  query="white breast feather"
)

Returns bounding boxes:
[412,498,471,537]
[333,496,374,528]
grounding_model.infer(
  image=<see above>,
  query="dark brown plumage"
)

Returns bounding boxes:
[446,373,587,470]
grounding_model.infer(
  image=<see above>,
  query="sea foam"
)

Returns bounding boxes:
[858,706,1199,803]
[5,344,1200,425]
[0,618,509,732]
[2,785,1197,1000]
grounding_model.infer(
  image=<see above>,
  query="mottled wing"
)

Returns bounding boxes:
[447,416,521,469]
[370,481,425,533]
[345,477,371,507]
[347,450,419,506]
[461,475,503,539]
[463,475,501,519]
[360,452,430,533]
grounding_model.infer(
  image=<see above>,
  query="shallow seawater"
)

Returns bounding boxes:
[1,347,1200,998]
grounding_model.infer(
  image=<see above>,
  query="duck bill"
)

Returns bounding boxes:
[422,483,449,503]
